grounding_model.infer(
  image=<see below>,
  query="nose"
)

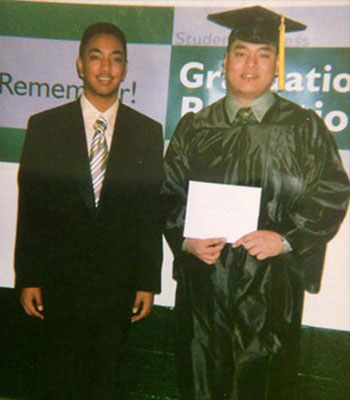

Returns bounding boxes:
[100,57,111,71]
[245,53,257,68]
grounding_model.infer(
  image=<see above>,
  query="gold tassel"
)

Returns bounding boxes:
[278,15,286,91]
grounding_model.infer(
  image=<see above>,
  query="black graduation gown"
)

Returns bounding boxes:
[162,94,350,400]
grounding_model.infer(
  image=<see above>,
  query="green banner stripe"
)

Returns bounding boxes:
[0,127,25,163]
[0,1,174,44]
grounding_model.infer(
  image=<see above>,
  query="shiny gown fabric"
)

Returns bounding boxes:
[162,94,350,400]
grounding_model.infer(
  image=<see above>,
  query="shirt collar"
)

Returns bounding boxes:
[225,91,275,124]
[80,94,119,137]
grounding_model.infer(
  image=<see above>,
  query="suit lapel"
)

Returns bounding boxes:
[98,104,140,207]
[108,103,138,164]
[67,101,96,212]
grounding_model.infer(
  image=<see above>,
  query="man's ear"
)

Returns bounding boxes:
[222,53,228,76]
[275,55,279,76]
[122,62,128,81]
[76,57,84,79]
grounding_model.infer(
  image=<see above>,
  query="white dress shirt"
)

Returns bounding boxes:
[80,94,120,154]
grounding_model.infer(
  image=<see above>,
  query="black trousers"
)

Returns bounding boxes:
[23,287,133,400]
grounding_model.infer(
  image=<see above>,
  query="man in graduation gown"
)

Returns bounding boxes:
[15,22,163,399]
[162,6,350,400]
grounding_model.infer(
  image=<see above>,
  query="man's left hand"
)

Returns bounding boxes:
[232,230,284,260]
[131,291,154,323]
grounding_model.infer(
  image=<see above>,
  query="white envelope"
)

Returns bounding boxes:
[184,180,262,243]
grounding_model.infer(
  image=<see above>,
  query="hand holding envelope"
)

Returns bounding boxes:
[184,181,284,262]
[184,237,227,265]
[232,230,284,260]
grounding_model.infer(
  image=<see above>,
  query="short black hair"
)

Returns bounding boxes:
[79,22,127,58]
[226,31,279,54]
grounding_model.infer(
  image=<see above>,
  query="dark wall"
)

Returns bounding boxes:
[0,288,349,400]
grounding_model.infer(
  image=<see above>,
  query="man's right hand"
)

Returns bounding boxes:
[20,287,44,320]
[184,238,227,265]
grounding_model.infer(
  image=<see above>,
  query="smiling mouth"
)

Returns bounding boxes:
[241,73,258,81]
[97,76,113,84]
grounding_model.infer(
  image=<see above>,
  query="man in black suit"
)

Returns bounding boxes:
[15,22,163,400]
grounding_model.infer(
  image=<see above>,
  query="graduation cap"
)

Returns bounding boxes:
[207,6,307,90]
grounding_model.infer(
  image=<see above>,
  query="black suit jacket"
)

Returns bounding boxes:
[15,100,163,299]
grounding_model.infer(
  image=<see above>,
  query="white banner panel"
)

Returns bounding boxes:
[0,162,18,288]
[173,5,350,48]
[302,150,350,331]
[0,37,171,129]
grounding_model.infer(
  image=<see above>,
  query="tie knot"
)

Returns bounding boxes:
[94,116,108,133]
[234,107,254,126]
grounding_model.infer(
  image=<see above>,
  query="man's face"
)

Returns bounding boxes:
[223,39,278,104]
[77,33,127,108]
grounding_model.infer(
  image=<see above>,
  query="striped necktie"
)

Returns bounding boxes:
[89,116,109,207]
[233,107,256,126]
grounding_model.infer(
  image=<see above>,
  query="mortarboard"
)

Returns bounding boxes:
[207,6,307,90]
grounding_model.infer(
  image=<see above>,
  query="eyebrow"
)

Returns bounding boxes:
[232,44,247,50]
[88,48,125,56]
[232,44,274,52]
[258,46,274,52]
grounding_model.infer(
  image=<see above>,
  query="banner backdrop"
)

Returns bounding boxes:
[0,0,349,331]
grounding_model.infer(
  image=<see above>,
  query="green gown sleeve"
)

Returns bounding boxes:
[278,111,350,292]
[162,113,194,263]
